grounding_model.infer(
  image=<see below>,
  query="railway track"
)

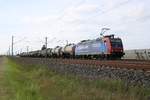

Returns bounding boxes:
[53,59,150,71]
[17,57,150,71]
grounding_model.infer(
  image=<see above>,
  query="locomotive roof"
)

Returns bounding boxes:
[78,34,120,44]
[78,38,102,44]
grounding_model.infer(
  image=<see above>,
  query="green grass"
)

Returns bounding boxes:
[2,58,150,100]
[5,59,42,100]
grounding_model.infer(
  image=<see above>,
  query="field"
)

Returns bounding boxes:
[0,57,150,100]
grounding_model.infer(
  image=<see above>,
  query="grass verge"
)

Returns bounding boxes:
[3,57,150,100]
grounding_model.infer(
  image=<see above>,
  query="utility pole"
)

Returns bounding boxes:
[7,46,10,56]
[20,49,22,54]
[45,37,48,49]
[45,37,48,58]
[11,36,14,56]
[66,40,68,45]
[27,46,29,53]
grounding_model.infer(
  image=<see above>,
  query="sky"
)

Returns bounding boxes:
[0,0,150,54]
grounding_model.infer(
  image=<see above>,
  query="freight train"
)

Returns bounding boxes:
[19,34,125,60]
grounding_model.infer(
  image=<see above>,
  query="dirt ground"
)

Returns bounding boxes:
[0,57,9,100]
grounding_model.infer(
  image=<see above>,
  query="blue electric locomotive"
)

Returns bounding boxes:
[75,35,124,59]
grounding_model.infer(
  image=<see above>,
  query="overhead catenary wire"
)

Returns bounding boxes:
[13,37,27,44]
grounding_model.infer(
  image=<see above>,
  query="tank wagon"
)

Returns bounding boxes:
[19,52,27,57]
[47,48,53,57]
[18,34,124,60]
[60,44,76,58]
[37,48,51,57]
[52,46,62,58]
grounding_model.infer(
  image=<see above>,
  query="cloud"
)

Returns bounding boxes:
[20,3,100,40]
[1,0,149,54]
[22,15,57,24]
[23,1,150,49]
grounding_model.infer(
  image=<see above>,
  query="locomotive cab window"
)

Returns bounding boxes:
[110,39,123,48]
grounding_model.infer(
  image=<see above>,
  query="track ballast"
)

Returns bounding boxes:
[12,57,150,87]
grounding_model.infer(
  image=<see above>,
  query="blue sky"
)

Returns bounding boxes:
[0,0,150,54]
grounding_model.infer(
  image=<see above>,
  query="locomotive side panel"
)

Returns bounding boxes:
[75,40,107,56]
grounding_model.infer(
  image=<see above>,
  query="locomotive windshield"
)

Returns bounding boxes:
[110,39,123,48]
